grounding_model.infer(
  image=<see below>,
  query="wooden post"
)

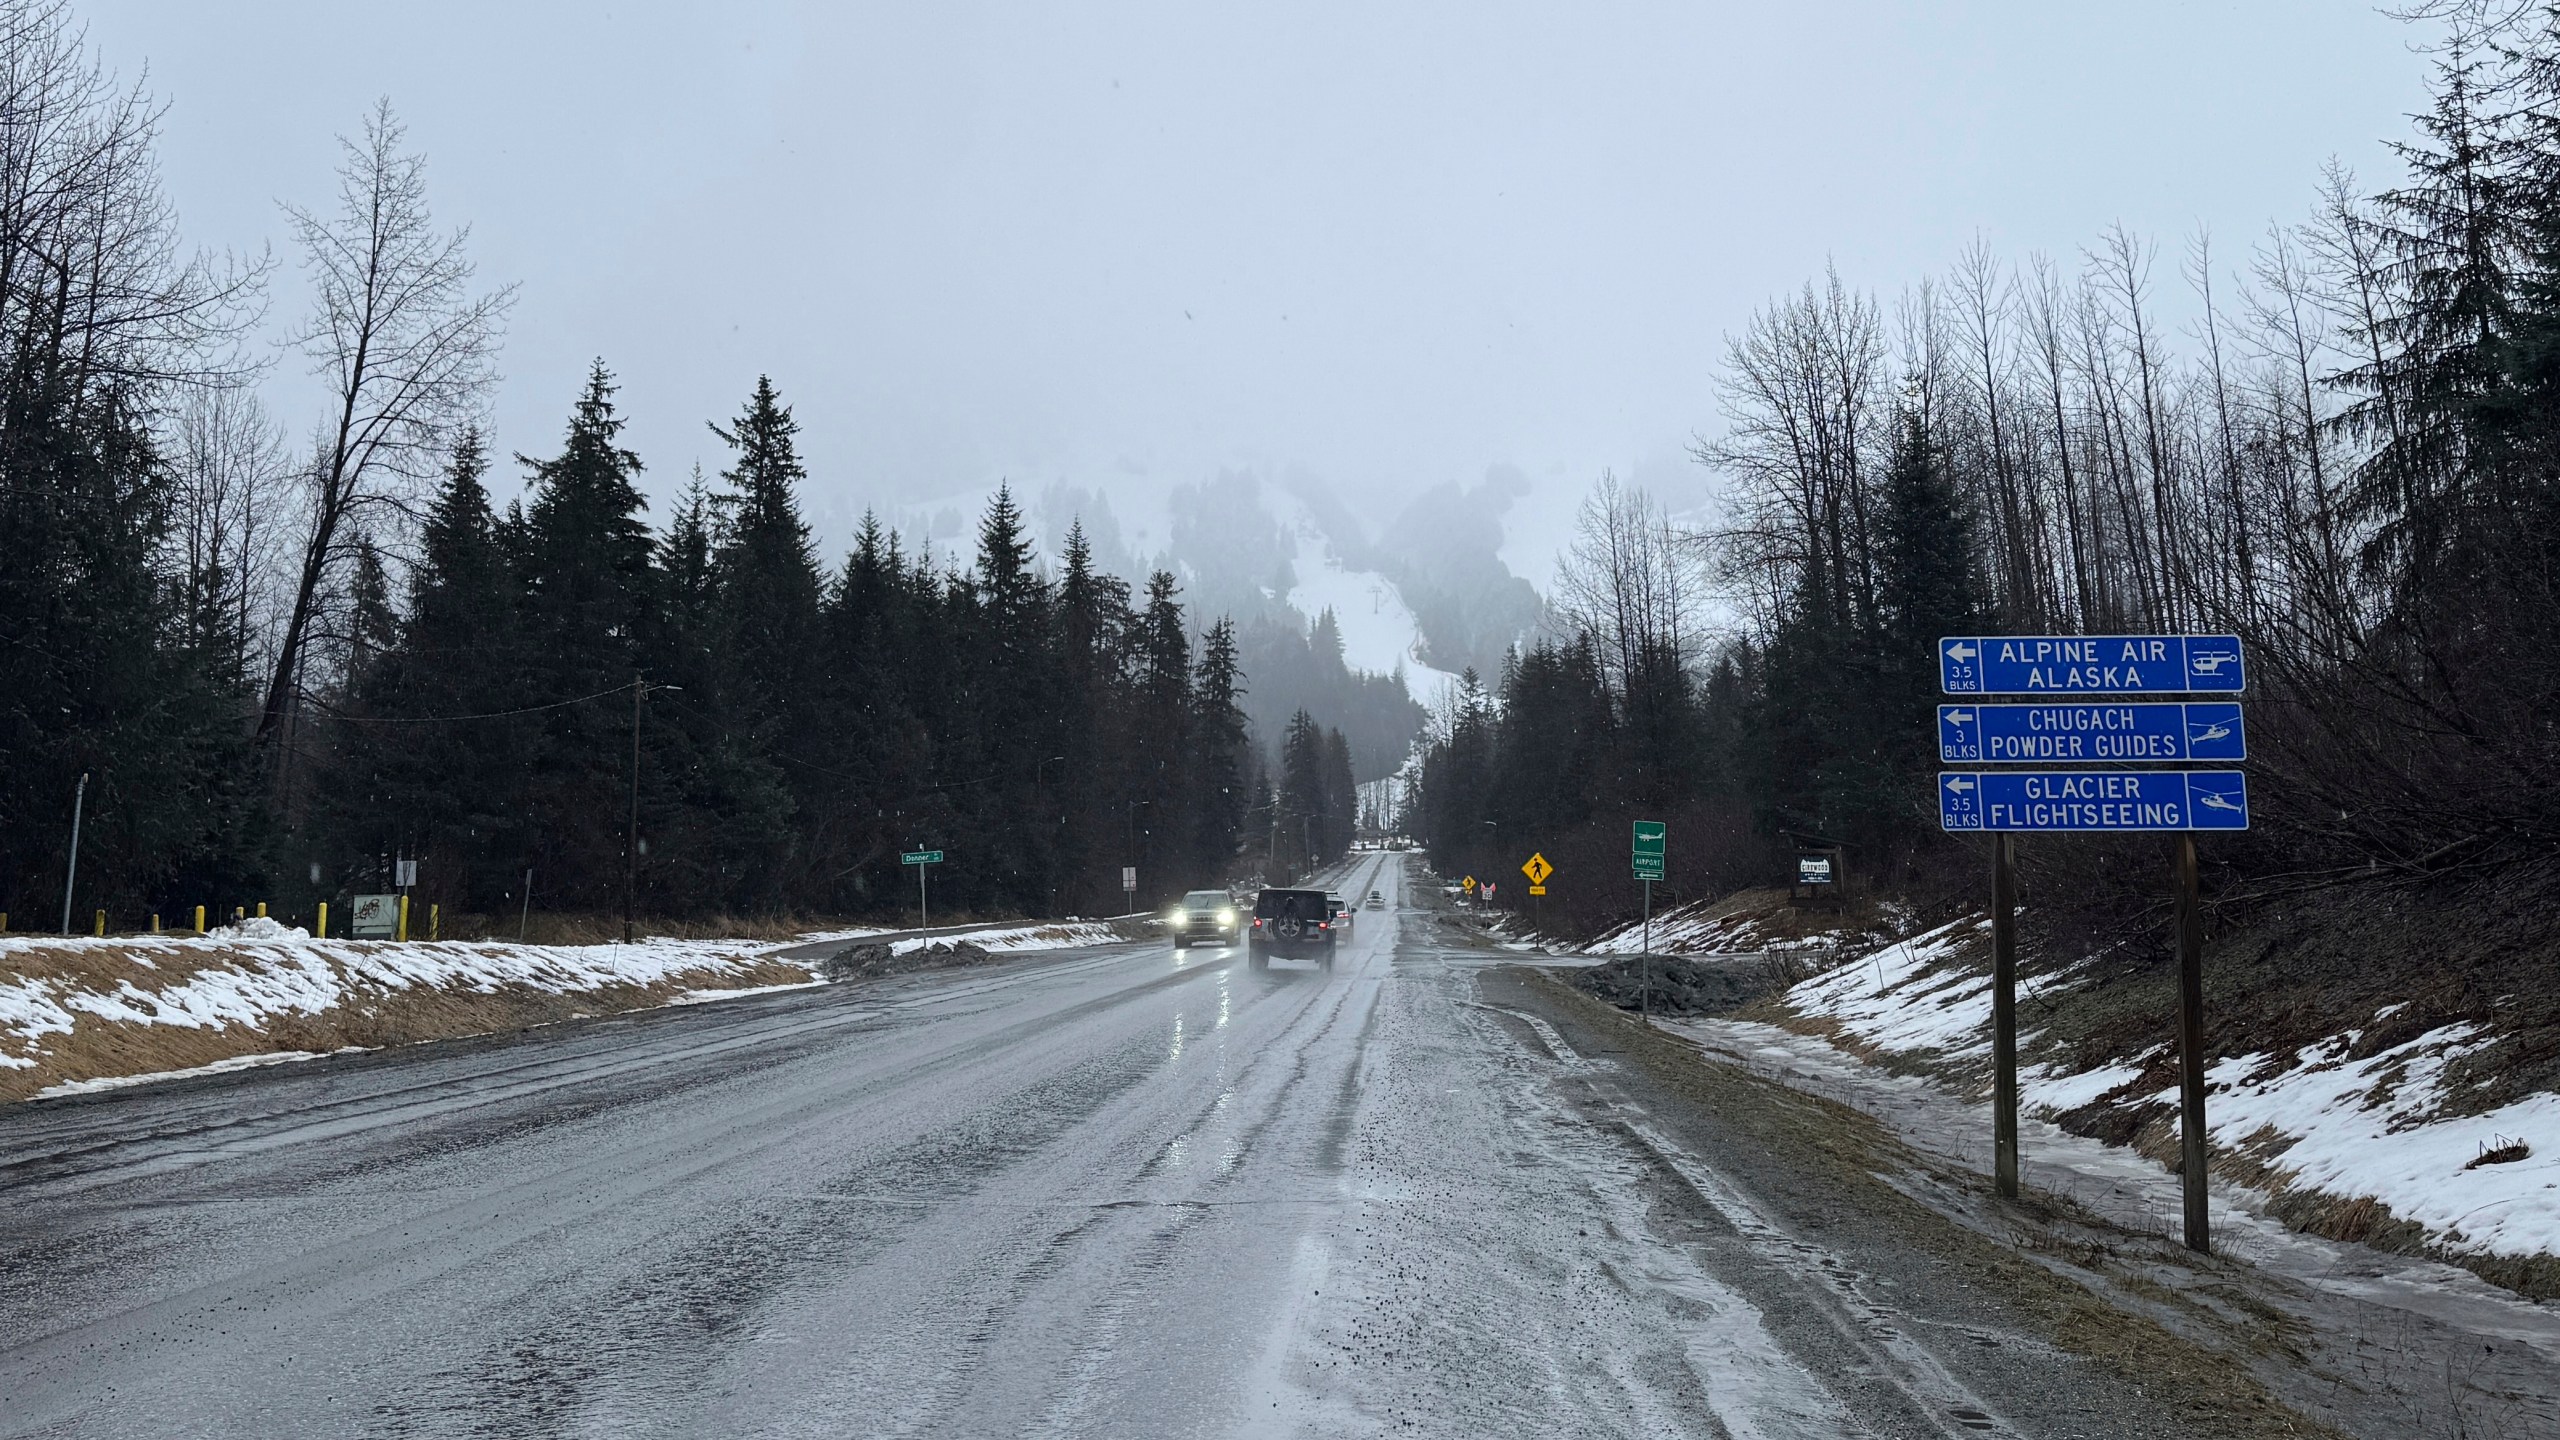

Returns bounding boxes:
[2175,833,2211,1254]
[1992,832,2019,1200]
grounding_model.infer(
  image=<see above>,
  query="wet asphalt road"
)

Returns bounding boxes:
[0,855,2304,1438]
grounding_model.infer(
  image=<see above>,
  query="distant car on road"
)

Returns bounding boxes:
[1366,890,1384,909]
[1168,889,1240,948]
[1249,888,1337,971]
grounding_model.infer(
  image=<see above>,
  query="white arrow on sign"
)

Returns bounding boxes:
[1944,776,1976,793]
[1947,709,1974,724]
[1945,640,1978,663]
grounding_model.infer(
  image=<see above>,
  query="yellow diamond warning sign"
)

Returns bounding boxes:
[1522,853,1553,886]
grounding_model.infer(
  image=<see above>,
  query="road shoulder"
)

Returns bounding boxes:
[1489,962,2341,1440]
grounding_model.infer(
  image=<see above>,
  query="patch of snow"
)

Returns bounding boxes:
[3,918,1126,1090]
[1739,919,2560,1265]
[1584,897,1877,958]
[1665,1016,2560,1365]
[886,921,1121,956]
[2203,1024,2560,1259]
[32,1047,359,1098]
[1784,918,1994,1059]
[213,917,307,941]
[1284,556,1463,706]
[2024,1059,2147,1114]
[0,930,823,1071]
[666,980,828,1006]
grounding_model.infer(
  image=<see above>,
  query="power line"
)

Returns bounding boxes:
[312,680,638,726]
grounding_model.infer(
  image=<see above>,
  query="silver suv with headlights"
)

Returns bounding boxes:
[1168,890,1241,948]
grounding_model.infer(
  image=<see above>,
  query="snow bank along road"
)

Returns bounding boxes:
[0,855,2319,1438]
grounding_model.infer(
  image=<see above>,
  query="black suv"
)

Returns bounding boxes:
[1249,887,1337,971]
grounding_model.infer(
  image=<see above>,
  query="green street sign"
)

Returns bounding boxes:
[1631,820,1666,881]
[902,849,944,866]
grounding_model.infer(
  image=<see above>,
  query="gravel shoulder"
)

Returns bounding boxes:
[1491,962,2341,1439]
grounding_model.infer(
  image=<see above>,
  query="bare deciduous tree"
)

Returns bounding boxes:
[257,99,514,784]
[172,385,289,671]
[1553,472,1698,692]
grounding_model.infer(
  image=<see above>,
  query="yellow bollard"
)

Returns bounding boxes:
[151,913,160,934]
[316,901,328,940]
[428,903,439,942]
[193,904,205,934]
[93,910,105,937]
[0,910,9,932]
[232,906,244,923]
[256,902,267,919]
[396,894,410,943]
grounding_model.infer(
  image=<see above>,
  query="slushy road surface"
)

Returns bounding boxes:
[0,855,2282,1437]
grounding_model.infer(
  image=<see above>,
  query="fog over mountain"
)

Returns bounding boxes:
[90,1,2420,548]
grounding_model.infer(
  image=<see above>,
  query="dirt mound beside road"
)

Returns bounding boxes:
[1569,951,1803,1015]
[822,939,998,981]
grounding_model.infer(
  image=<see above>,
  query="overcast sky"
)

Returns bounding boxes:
[91,0,2432,584]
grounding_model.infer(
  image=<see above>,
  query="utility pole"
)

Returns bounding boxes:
[623,679,680,945]
[60,772,87,935]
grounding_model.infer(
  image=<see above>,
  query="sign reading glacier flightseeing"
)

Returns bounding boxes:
[1939,635,2244,695]
[1938,702,2245,764]
[1939,770,2251,832]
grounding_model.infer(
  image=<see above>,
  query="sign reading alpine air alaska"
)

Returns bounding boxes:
[1940,635,2243,694]
[1938,702,2244,764]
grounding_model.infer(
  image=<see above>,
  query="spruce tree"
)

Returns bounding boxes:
[711,377,823,751]
[1322,727,1356,862]
[1191,618,1250,879]
[515,362,659,907]
[1277,709,1327,880]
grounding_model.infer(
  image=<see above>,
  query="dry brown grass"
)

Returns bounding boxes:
[1,938,810,1105]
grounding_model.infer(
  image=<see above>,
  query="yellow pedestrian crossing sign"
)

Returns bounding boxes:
[1522,853,1552,885]
[1462,876,1476,892]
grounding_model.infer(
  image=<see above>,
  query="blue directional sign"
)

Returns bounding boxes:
[1940,635,2244,695]
[1938,702,2244,764]
[1939,770,2250,832]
